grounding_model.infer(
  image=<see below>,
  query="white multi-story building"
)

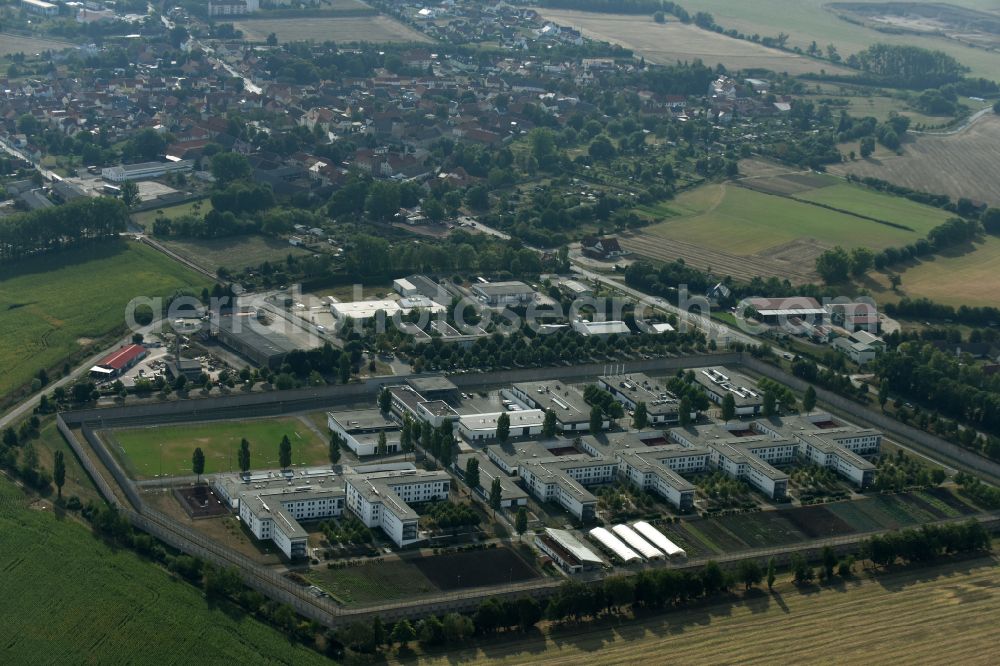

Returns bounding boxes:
[327,408,400,456]
[510,381,598,432]
[345,468,451,546]
[101,160,193,182]
[693,366,765,416]
[518,454,616,521]
[598,373,687,424]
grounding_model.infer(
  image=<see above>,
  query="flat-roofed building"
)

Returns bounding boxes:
[572,320,630,338]
[471,280,536,307]
[327,409,400,457]
[214,314,298,369]
[747,297,828,327]
[101,160,193,182]
[22,0,58,16]
[387,385,460,427]
[345,467,451,546]
[510,381,598,432]
[406,375,459,401]
[458,409,545,441]
[598,373,686,424]
[693,366,764,416]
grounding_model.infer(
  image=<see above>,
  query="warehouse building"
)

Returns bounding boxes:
[535,528,603,573]
[572,319,630,338]
[89,344,148,379]
[471,280,536,307]
[101,160,193,182]
[213,314,298,369]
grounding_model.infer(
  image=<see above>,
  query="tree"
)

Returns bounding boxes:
[762,390,777,417]
[721,393,736,422]
[391,619,415,648]
[489,477,503,516]
[542,409,557,438]
[589,405,604,433]
[465,457,480,490]
[496,412,511,444]
[279,435,292,469]
[515,506,528,535]
[654,10,666,23]
[266,32,278,46]
[238,438,251,473]
[678,395,693,426]
[422,197,446,223]
[53,450,65,499]
[860,136,876,158]
[120,180,139,210]
[738,559,763,590]
[791,552,814,584]
[766,557,777,590]
[588,135,617,161]
[378,387,392,413]
[192,447,205,483]
[339,354,351,384]
[377,430,388,457]
[850,247,875,277]
[211,152,251,187]
[633,402,648,429]
[803,385,817,412]
[816,246,851,284]
[822,546,838,580]
[329,434,341,465]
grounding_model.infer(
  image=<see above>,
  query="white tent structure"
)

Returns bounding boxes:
[612,524,664,560]
[633,521,687,558]
[588,527,641,563]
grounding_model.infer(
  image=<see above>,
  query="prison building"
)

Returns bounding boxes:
[597,373,684,424]
[457,409,546,442]
[535,528,603,573]
[454,452,528,508]
[386,384,460,427]
[615,448,700,511]
[214,314,298,369]
[344,468,451,547]
[519,454,617,521]
[327,409,401,457]
[89,344,147,379]
[510,381,597,432]
[693,366,765,416]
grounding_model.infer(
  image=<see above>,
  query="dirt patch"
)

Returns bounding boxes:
[828,2,1000,49]
[778,504,856,539]
[410,547,538,590]
[174,484,230,519]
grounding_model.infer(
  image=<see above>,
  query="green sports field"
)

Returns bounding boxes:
[110,417,329,479]
[0,480,328,664]
[0,241,209,403]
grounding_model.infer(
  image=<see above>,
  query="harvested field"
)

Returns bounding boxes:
[159,235,311,274]
[0,33,74,56]
[830,113,1000,207]
[868,236,1000,308]
[779,504,856,539]
[233,15,430,43]
[533,10,850,75]
[410,555,1000,665]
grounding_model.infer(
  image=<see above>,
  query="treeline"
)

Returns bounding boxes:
[852,44,969,89]
[536,0,689,21]
[873,217,981,270]
[885,298,1000,328]
[0,197,128,263]
[861,521,991,567]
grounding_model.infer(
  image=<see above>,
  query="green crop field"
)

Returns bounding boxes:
[625,178,951,283]
[0,480,328,664]
[0,241,209,403]
[131,199,212,228]
[110,416,329,479]
[677,0,1000,79]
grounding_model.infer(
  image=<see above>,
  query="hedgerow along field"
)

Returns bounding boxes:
[411,555,1000,665]
[533,9,849,76]
[109,416,329,479]
[624,176,952,283]
[0,241,209,404]
[0,480,328,664]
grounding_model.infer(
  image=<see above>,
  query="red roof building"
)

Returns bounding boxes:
[91,344,147,378]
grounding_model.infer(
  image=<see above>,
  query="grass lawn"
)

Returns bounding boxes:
[0,480,328,664]
[110,416,329,479]
[0,241,209,403]
[868,236,1000,308]
[308,559,437,605]
[639,182,950,256]
[131,199,212,229]
[159,235,311,274]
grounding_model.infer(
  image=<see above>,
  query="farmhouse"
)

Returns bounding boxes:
[509,380,597,432]
[345,467,451,547]
[213,314,298,369]
[89,344,148,379]
[327,409,401,457]
[693,366,764,416]
[598,373,686,424]
[581,236,625,260]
